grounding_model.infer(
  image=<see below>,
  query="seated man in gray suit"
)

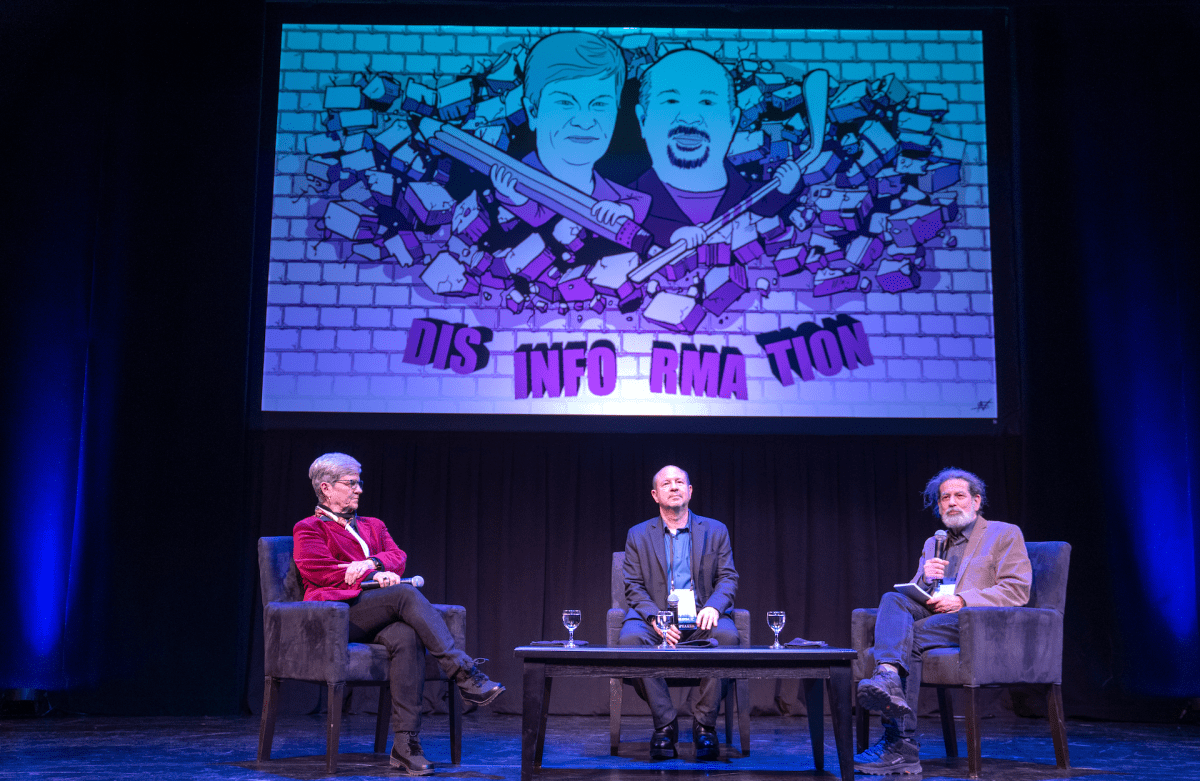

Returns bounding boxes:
[855,468,1032,775]
[617,465,739,761]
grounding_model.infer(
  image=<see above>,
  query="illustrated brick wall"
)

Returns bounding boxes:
[265,24,993,417]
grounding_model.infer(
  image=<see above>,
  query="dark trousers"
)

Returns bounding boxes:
[347,584,473,734]
[617,616,739,730]
[871,590,961,738]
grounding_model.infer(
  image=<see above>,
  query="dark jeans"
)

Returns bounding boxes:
[871,590,961,738]
[347,584,473,734]
[617,615,739,730]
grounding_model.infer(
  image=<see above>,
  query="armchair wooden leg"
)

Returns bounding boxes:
[964,685,981,779]
[856,700,870,753]
[257,676,280,761]
[326,682,344,774]
[736,678,750,756]
[723,680,734,746]
[374,683,390,754]
[805,679,824,772]
[609,678,623,756]
[937,686,959,758]
[1048,683,1070,769]
[449,681,463,765]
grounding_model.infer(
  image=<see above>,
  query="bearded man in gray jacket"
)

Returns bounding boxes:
[854,468,1032,775]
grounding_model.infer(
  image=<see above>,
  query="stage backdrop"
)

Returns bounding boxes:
[6,0,1196,726]
[262,23,997,419]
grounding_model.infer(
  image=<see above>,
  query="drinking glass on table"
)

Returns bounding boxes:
[767,611,786,649]
[654,611,674,649]
[562,609,582,648]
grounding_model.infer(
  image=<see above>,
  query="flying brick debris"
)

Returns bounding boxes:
[294,42,971,334]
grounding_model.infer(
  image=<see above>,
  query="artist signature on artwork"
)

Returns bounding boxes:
[974,399,993,412]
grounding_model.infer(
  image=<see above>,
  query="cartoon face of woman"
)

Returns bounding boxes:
[528,72,621,170]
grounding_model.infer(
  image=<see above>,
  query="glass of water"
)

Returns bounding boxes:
[655,611,674,649]
[767,611,786,649]
[562,609,581,648]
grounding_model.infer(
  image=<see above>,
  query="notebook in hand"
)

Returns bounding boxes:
[894,582,933,604]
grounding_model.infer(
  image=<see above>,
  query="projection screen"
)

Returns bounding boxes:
[261,17,1002,421]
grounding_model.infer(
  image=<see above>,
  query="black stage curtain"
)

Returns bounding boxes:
[6,0,1196,724]
[251,430,1027,716]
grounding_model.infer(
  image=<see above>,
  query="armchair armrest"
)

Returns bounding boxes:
[433,604,466,648]
[957,606,1064,685]
[607,608,625,646]
[851,608,878,680]
[264,600,349,683]
[732,608,750,646]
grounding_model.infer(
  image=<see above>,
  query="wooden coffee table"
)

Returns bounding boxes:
[514,645,858,780]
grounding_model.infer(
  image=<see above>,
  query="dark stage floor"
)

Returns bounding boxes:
[2,711,1196,780]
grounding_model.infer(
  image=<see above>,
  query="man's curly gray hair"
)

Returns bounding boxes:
[922,467,986,517]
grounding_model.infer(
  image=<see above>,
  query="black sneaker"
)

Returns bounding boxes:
[390,732,434,776]
[854,734,922,775]
[454,658,505,706]
[857,665,913,720]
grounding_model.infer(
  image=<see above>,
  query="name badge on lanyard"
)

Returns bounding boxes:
[671,589,698,629]
[935,580,957,599]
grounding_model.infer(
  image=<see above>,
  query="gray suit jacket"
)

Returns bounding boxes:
[622,512,739,624]
[910,516,1032,607]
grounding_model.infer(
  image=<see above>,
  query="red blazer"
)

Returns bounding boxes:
[293,515,407,602]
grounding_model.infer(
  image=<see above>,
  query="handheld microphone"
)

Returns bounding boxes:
[360,575,424,590]
[667,593,679,629]
[931,530,949,591]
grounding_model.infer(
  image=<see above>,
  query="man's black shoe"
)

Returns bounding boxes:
[454,658,505,707]
[693,722,720,761]
[650,717,679,760]
[390,732,434,776]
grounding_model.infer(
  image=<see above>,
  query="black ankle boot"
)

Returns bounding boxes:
[454,658,505,706]
[390,732,433,776]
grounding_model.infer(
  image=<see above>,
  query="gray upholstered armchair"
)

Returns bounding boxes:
[256,536,465,772]
[605,551,751,755]
[851,540,1072,778]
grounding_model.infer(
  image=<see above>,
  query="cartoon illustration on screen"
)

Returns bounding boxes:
[301,31,960,331]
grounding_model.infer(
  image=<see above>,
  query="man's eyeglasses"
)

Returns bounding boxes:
[333,479,364,488]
